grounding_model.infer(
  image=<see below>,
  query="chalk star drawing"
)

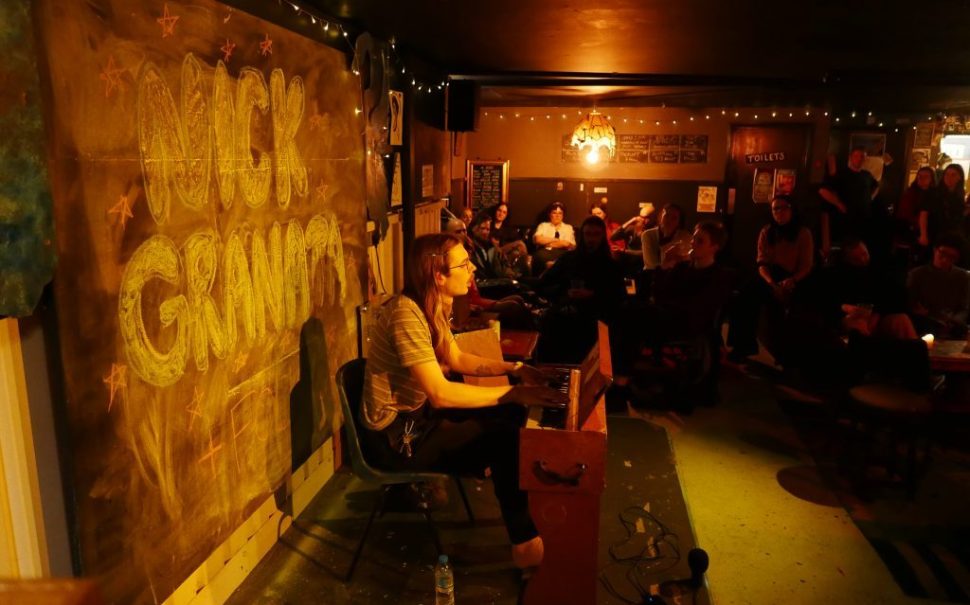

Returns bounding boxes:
[108,194,134,228]
[199,429,223,476]
[233,351,249,373]
[99,56,126,98]
[309,113,325,131]
[314,182,330,201]
[220,39,236,63]
[259,33,273,56]
[156,4,180,38]
[103,363,127,412]
[186,387,204,431]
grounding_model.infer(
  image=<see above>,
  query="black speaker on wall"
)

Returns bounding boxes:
[447,81,480,132]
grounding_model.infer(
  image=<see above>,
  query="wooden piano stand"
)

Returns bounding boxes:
[520,378,607,605]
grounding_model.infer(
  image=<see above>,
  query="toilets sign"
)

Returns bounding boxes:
[745,152,786,164]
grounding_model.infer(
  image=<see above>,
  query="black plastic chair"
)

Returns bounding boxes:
[336,358,475,582]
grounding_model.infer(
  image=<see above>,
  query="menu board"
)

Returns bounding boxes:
[466,159,509,208]
[561,133,709,164]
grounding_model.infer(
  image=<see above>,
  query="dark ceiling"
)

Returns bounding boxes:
[304,0,970,112]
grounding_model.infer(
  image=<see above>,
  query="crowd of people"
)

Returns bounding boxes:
[361,156,970,574]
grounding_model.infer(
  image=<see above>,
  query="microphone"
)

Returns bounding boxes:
[688,548,709,588]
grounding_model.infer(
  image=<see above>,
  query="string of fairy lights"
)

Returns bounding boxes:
[481,108,947,133]
[272,0,447,96]
[270,0,954,135]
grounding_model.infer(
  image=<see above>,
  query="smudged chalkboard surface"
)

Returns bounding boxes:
[33,0,367,602]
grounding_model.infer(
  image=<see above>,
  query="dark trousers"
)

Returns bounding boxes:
[727,267,792,356]
[363,405,537,545]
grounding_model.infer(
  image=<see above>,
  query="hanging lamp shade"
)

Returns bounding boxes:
[570,110,616,160]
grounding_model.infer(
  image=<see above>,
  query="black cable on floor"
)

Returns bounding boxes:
[599,506,683,604]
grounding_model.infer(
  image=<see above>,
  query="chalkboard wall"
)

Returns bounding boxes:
[34,0,367,602]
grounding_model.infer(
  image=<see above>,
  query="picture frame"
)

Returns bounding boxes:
[465,159,510,209]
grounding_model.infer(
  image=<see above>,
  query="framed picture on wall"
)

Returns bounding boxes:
[774,169,796,197]
[752,167,775,204]
[465,159,510,209]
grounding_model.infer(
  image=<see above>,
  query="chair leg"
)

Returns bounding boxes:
[453,476,475,523]
[423,509,444,555]
[346,486,388,582]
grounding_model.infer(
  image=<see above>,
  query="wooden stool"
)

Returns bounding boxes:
[846,384,933,495]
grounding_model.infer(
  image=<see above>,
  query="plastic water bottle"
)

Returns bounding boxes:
[434,554,455,605]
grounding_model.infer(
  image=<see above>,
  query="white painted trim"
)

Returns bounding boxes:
[0,318,49,578]
[161,436,335,605]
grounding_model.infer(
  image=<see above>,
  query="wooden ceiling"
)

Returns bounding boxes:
[304,0,970,111]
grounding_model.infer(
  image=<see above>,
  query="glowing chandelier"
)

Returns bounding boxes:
[570,110,616,164]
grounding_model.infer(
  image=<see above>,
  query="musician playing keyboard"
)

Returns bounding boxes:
[360,233,566,570]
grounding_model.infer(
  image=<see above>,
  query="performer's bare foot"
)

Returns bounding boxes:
[511,535,544,569]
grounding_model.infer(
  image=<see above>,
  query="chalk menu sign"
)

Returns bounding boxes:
[466,159,510,209]
[617,134,650,163]
[561,132,709,164]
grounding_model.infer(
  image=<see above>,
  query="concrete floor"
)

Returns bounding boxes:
[228,355,967,604]
[641,362,954,605]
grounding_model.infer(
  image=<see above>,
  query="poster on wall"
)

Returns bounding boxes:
[32,1,367,603]
[914,123,934,148]
[752,167,776,203]
[696,186,717,213]
[391,152,403,207]
[910,148,931,170]
[389,90,404,146]
[774,169,796,197]
[422,164,435,198]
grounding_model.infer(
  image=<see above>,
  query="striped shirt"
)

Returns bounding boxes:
[362,296,450,431]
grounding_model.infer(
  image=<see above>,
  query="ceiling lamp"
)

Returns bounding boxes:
[570,110,616,164]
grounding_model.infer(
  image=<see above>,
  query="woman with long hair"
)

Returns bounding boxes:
[589,200,624,254]
[728,195,814,361]
[900,167,934,252]
[921,163,967,247]
[361,233,564,568]
[488,202,529,276]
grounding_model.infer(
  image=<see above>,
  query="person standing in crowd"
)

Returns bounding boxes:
[897,167,935,260]
[361,233,566,570]
[907,233,970,338]
[532,202,576,275]
[728,195,814,362]
[819,146,879,260]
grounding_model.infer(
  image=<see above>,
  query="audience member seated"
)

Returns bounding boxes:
[728,195,814,363]
[813,237,916,340]
[443,218,534,330]
[615,221,732,409]
[467,214,506,279]
[589,200,624,255]
[536,215,625,363]
[907,234,970,338]
[641,203,692,270]
[489,202,529,277]
[460,206,474,228]
[531,201,576,275]
[611,203,655,276]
